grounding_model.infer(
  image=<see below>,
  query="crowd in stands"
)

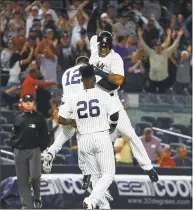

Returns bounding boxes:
[0,0,192,168]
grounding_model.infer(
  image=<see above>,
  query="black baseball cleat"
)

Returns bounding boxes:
[82,174,91,190]
[145,168,159,182]
[34,199,42,209]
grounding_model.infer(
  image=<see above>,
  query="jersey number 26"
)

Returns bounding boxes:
[77,99,100,119]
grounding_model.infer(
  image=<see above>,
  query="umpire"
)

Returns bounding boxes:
[9,94,50,209]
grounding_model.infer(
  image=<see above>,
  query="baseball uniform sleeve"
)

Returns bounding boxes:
[104,93,120,115]
[58,99,73,119]
[110,54,125,76]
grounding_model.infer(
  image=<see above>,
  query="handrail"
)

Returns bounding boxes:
[0,149,14,156]
[152,127,192,139]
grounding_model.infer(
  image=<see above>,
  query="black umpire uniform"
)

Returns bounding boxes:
[9,94,50,209]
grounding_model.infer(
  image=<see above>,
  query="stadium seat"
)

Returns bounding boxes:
[187,125,192,137]
[1,110,15,123]
[53,154,66,165]
[1,117,7,124]
[1,124,13,133]
[141,116,157,126]
[162,129,181,144]
[157,117,174,129]
[0,132,10,145]
[135,122,152,136]
[153,130,164,140]
[170,124,188,135]
[60,146,70,156]
[64,154,71,164]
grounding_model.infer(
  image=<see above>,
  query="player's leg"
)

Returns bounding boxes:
[86,131,115,208]
[77,132,92,190]
[42,125,75,173]
[78,147,91,190]
[78,134,110,209]
[89,174,110,209]
[116,108,152,170]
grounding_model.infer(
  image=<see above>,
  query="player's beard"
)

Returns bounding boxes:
[98,46,110,57]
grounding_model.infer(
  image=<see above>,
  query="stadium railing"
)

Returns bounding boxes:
[152,127,192,156]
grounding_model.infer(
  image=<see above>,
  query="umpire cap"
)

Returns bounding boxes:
[22,94,34,102]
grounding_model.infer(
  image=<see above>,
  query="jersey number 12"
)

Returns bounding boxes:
[65,69,80,86]
[77,99,100,119]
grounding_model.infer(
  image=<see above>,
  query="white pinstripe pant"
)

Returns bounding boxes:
[78,130,115,209]
[48,125,91,175]
[116,108,152,170]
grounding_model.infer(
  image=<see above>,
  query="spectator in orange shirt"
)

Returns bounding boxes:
[20,68,56,98]
[19,68,56,111]
[12,27,26,52]
[159,148,176,168]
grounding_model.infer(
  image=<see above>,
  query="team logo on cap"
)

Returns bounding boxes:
[29,124,36,128]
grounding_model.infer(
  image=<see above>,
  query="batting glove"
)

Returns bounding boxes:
[42,152,54,174]
[145,168,159,182]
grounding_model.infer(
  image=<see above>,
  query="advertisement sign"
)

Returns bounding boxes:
[1,174,192,209]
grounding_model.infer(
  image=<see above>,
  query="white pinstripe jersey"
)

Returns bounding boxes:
[89,35,124,99]
[61,64,84,102]
[59,88,120,134]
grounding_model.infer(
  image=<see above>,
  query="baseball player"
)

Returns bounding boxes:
[42,57,113,201]
[58,64,120,209]
[42,57,91,185]
[86,2,158,181]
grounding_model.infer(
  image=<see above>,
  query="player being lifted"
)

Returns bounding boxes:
[87,1,158,181]
[58,64,120,209]
[42,57,92,186]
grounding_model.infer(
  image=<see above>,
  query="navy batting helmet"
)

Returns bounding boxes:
[97,31,113,48]
[97,31,113,57]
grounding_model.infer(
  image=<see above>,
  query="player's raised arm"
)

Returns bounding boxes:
[86,0,99,40]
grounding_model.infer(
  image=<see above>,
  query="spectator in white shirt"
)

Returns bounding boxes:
[174,51,191,94]
[7,47,34,87]
[71,13,88,48]
[66,0,89,20]
[8,11,25,40]
[39,0,58,24]
[25,5,41,38]
[1,40,14,73]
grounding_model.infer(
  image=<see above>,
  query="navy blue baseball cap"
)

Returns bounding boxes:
[22,94,34,102]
